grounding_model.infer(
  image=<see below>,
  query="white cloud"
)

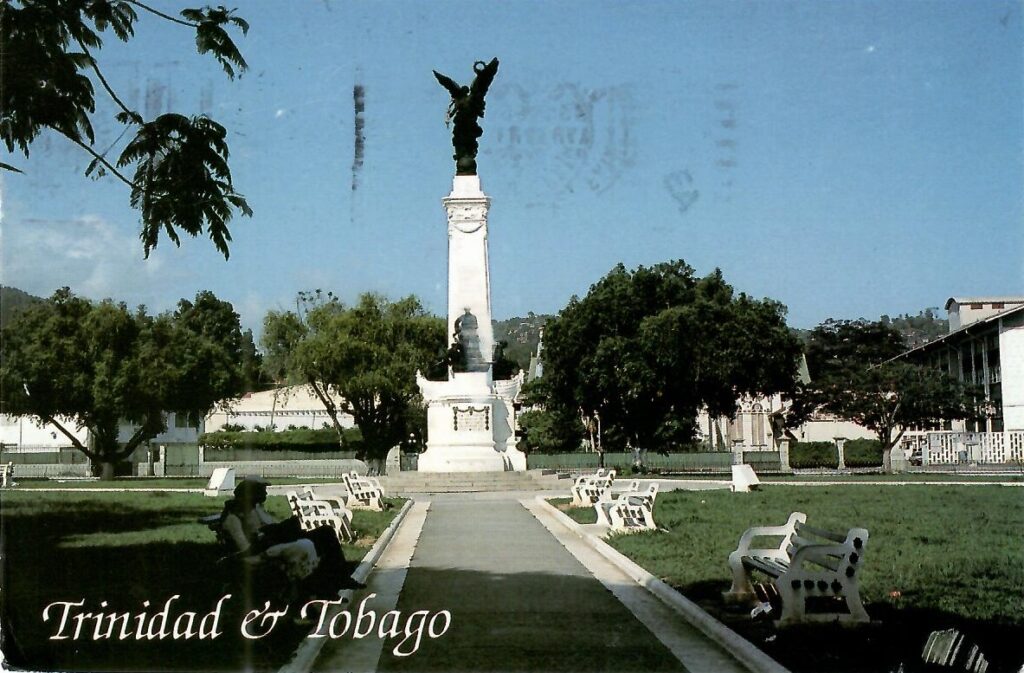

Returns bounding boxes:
[275,108,287,118]
[865,45,876,53]
[0,215,175,306]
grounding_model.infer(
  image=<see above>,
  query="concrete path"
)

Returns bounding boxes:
[306,493,756,673]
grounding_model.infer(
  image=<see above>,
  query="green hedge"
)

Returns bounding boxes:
[743,451,782,471]
[527,452,736,472]
[0,449,89,465]
[789,441,838,469]
[200,427,363,453]
[203,448,358,462]
[844,438,883,467]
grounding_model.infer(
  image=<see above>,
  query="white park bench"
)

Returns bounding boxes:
[724,511,870,626]
[286,489,356,543]
[1,463,16,488]
[570,468,616,506]
[341,472,385,511]
[595,483,659,533]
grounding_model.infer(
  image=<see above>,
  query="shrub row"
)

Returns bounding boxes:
[844,438,884,467]
[200,427,363,452]
[788,441,838,469]
[788,438,885,468]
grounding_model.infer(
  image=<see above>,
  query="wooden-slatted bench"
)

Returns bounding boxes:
[286,489,356,543]
[595,483,659,533]
[724,511,870,626]
[341,472,385,511]
[570,468,616,506]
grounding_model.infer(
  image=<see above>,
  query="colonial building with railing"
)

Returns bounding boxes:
[893,297,1024,466]
[896,297,1024,434]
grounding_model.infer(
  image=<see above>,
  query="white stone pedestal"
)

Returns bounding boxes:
[417,371,527,472]
[415,174,527,472]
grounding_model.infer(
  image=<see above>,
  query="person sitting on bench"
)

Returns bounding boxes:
[220,477,362,596]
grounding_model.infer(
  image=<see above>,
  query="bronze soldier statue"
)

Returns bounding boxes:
[433,58,499,175]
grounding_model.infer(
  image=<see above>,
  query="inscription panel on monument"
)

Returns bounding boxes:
[453,406,490,432]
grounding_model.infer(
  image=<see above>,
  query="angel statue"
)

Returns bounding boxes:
[433,58,499,175]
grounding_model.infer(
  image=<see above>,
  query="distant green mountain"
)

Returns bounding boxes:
[1,287,42,330]
[492,313,552,371]
[881,308,948,349]
[796,308,948,351]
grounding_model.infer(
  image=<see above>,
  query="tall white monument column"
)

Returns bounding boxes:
[416,175,527,472]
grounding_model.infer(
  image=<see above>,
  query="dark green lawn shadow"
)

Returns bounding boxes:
[673,578,1024,673]
[1,536,323,673]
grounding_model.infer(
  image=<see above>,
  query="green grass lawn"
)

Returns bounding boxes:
[646,472,1024,482]
[0,490,405,672]
[558,486,1024,672]
[762,473,1024,482]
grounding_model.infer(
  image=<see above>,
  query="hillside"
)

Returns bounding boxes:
[1,287,42,330]
[492,313,552,371]
[881,308,948,348]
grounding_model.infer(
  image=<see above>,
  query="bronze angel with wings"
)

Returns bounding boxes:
[433,58,499,175]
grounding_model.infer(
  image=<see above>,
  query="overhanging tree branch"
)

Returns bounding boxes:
[75,37,140,122]
[41,414,97,461]
[124,0,194,27]
[68,136,135,187]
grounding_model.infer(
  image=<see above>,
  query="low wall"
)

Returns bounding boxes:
[11,463,91,478]
[188,459,369,478]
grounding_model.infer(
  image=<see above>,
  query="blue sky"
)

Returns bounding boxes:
[3,0,1022,335]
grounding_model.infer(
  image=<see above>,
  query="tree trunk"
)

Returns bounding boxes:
[99,461,116,481]
[880,427,893,473]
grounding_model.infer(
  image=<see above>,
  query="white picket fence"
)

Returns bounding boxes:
[900,430,1024,465]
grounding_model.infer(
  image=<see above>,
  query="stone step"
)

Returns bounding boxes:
[376,470,569,493]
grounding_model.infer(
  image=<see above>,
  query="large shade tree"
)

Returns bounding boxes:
[2,0,251,257]
[541,261,803,461]
[789,319,977,470]
[0,288,248,479]
[261,292,445,468]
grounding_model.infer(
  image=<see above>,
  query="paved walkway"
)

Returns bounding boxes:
[305,492,757,673]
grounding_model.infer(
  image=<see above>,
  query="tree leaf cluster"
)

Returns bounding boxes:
[2,0,251,258]
[790,319,978,462]
[261,293,446,461]
[540,260,803,453]
[0,287,250,476]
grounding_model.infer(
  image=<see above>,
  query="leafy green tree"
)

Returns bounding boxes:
[512,379,579,455]
[238,328,264,392]
[261,292,445,466]
[516,407,579,454]
[2,1,251,257]
[791,319,976,470]
[804,318,906,379]
[541,261,803,461]
[0,288,248,479]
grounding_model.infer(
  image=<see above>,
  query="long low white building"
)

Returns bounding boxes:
[205,385,356,433]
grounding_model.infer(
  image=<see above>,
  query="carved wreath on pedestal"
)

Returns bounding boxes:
[446,202,489,233]
[453,405,490,431]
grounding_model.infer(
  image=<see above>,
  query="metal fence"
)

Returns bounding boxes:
[900,430,1024,465]
[526,451,775,472]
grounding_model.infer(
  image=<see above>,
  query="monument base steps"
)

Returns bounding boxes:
[379,469,568,493]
